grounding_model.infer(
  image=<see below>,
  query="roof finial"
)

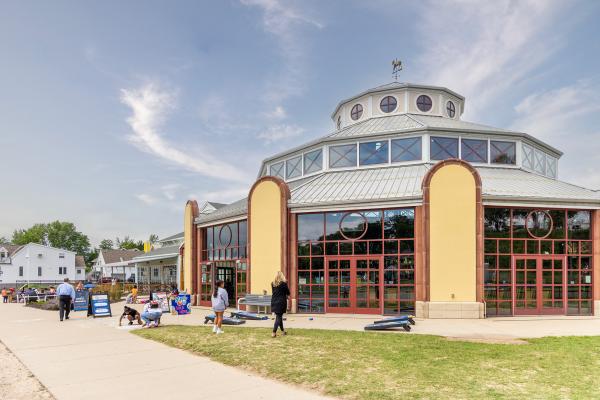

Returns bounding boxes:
[392,59,402,82]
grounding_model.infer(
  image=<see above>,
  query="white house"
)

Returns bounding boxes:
[133,232,183,289]
[0,243,85,286]
[93,249,140,281]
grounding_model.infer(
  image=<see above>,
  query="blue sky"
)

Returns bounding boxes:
[1,0,600,246]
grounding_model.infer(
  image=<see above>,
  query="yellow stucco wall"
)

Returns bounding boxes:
[182,202,195,293]
[249,180,283,295]
[429,164,477,302]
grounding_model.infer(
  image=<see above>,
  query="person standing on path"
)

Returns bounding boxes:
[271,271,290,338]
[56,278,75,321]
[211,280,228,334]
[1,288,7,303]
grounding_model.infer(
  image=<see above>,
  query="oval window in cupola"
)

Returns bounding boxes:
[350,104,363,120]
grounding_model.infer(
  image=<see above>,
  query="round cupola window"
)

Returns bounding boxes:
[446,101,456,118]
[337,116,341,130]
[350,104,363,120]
[380,96,397,113]
[416,95,432,112]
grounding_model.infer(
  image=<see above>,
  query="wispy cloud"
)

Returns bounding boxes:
[257,124,304,143]
[136,193,158,205]
[417,0,566,118]
[120,82,249,182]
[511,81,600,188]
[241,0,322,142]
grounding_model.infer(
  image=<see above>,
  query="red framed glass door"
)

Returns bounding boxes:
[326,256,383,314]
[513,256,566,315]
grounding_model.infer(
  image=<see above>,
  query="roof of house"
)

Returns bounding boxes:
[132,245,180,263]
[195,197,248,225]
[75,255,86,268]
[99,249,140,264]
[158,232,184,243]
[0,244,23,256]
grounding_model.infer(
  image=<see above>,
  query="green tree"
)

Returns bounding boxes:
[45,221,90,256]
[0,236,9,244]
[99,239,114,250]
[12,224,47,245]
[116,236,144,251]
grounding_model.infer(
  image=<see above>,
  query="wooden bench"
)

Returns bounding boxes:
[237,294,272,314]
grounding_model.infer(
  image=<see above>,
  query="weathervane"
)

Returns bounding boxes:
[392,59,402,81]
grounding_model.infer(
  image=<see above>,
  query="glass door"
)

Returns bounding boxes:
[327,259,353,313]
[354,258,382,314]
[326,257,383,314]
[513,256,566,315]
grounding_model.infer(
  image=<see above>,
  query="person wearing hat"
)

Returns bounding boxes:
[56,278,76,321]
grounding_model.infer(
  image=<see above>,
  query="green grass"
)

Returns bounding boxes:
[133,326,600,400]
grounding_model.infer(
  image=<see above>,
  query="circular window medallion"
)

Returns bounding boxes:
[526,210,554,239]
[350,104,363,120]
[218,225,233,247]
[380,96,397,113]
[446,101,456,118]
[416,95,432,112]
[339,212,368,240]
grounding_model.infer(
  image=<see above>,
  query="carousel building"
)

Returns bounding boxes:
[182,81,600,318]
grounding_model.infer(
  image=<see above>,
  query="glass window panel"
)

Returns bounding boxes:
[270,161,284,179]
[546,156,557,178]
[430,136,458,160]
[384,209,415,238]
[363,211,383,239]
[303,149,323,174]
[512,209,529,238]
[568,211,591,239]
[391,137,422,162]
[534,150,546,174]
[490,141,516,165]
[298,214,324,241]
[286,156,302,179]
[484,208,511,238]
[325,242,338,255]
[380,96,397,113]
[329,144,357,168]
[359,141,389,166]
[238,220,247,248]
[326,213,343,240]
[461,139,488,163]
[522,144,534,170]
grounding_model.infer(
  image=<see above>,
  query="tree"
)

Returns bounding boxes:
[45,221,90,256]
[11,221,91,256]
[0,236,9,244]
[148,234,159,245]
[116,236,144,251]
[99,239,114,250]
[12,224,47,245]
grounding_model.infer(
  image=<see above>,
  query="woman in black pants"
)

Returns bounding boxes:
[271,271,290,338]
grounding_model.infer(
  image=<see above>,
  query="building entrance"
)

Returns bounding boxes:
[216,266,236,302]
[326,257,382,314]
[513,256,566,315]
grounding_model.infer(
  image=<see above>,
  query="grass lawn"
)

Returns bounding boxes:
[134,326,600,399]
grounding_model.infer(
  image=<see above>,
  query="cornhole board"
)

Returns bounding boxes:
[364,321,411,332]
[204,314,246,325]
[373,315,416,326]
[230,310,269,320]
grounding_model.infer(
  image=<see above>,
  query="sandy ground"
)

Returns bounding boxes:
[0,340,54,400]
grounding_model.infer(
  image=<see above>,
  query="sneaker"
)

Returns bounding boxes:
[216,328,224,334]
[212,325,218,333]
[128,321,133,326]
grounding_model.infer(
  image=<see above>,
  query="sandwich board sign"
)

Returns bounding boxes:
[73,289,89,312]
[171,293,191,315]
[90,293,112,317]
[152,292,170,312]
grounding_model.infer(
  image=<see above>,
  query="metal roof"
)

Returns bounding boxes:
[290,164,427,207]
[132,245,180,263]
[158,232,183,243]
[328,114,423,138]
[331,82,465,119]
[195,197,248,225]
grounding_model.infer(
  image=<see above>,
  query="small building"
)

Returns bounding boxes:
[133,233,183,290]
[93,249,140,281]
[0,243,84,286]
[181,81,600,318]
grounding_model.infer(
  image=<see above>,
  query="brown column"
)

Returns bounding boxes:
[475,185,484,303]
[593,210,600,304]
[195,227,204,298]
[414,206,427,301]
[288,213,298,313]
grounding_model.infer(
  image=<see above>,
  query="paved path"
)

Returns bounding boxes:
[0,304,329,400]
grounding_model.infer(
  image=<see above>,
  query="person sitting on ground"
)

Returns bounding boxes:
[141,300,163,328]
[48,286,56,295]
[119,305,142,326]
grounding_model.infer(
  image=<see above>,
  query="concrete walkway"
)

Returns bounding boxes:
[0,304,329,400]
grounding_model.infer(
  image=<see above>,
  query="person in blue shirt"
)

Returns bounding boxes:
[56,278,75,321]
